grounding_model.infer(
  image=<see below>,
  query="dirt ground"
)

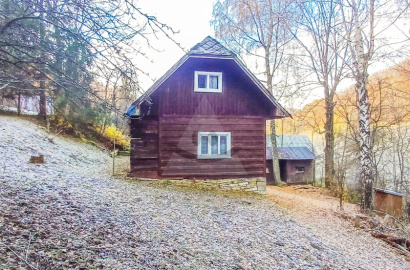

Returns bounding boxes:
[1,115,409,269]
[266,185,410,268]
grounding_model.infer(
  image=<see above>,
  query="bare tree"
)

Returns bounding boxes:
[290,0,350,189]
[0,0,178,124]
[212,0,297,184]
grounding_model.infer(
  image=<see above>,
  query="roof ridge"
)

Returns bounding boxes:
[188,36,235,57]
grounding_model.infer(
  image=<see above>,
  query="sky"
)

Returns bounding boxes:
[136,0,215,90]
[133,0,409,109]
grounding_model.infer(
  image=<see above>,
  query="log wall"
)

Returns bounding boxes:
[159,115,266,178]
[130,117,159,178]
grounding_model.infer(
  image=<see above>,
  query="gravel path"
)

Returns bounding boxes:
[0,115,407,269]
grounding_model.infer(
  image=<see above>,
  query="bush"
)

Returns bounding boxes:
[105,126,130,149]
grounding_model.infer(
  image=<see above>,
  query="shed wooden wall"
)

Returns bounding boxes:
[374,191,404,218]
[266,159,314,185]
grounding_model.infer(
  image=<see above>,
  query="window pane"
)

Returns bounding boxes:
[220,136,227,154]
[198,75,207,88]
[209,75,218,89]
[201,136,208,155]
[211,136,218,154]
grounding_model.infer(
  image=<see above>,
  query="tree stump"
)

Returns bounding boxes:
[29,155,45,163]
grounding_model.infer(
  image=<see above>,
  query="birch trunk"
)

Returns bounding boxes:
[352,0,374,210]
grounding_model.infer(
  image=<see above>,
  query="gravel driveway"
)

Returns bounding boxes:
[0,116,407,269]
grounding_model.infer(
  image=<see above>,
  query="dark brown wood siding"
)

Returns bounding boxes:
[130,117,159,178]
[132,57,280,179]
[159,115,265,178]
[147,57,274,118]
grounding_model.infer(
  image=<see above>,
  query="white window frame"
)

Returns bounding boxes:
[194,71,223,93]
[197,132,231,159]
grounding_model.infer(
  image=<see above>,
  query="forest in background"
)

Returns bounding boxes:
[0,0,178,150]
[277,59,410,196]
[212,0,410,208]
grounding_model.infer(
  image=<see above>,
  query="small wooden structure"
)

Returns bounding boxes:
[126,36,290,183]
[373,188,405,218]
[266,135,315,185]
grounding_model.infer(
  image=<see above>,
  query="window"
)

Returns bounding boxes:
[194,71,223,93]
[295,166,305,174]
[197,132,231,159]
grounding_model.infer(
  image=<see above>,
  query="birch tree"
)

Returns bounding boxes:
[339,0,410,209]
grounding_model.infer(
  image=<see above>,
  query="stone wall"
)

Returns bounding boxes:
[162,177,267,194]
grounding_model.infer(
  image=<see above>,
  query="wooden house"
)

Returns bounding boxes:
[266,135,315,185]
[126,36,290,193]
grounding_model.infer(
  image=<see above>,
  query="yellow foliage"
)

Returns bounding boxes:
[274,59,410,136]
[105,126,129,147]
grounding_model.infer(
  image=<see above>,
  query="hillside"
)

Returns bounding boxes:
[279,60,410,135]
[1,116,409,269]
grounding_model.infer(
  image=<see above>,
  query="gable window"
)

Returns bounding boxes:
[197,132,231,159]
[194,71,222,93]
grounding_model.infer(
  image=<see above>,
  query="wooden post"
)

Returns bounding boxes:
[17,91,21,115]
[112,136,115,176]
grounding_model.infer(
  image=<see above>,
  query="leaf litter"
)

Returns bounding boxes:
[0,115,408,269]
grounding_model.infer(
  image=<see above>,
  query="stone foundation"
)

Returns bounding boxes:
[163,177,267,194]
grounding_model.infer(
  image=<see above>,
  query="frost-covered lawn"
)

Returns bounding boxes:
[0,116,407,269]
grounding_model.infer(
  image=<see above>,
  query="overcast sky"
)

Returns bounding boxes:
[136,0,215,89]
[134,0,409,109]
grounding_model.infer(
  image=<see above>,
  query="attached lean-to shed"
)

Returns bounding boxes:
[125,36,291,193]
[266,135,315,185]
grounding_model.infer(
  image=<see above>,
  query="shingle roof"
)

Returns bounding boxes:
[189,36,235,56]
[266,146,315,160]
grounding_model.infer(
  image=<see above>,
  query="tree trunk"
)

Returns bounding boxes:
[357,75,373,210]
[54,25,63,96]
[270,120,282,185]
[324,96,335,188]
[352,0,373,210]
[17,90,21,115]
[38,0,47,119]
[265,47,282,185]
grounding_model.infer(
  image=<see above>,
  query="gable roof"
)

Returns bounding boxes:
[126,36,290,118]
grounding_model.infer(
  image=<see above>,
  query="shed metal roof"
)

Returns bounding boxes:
[374,188,406,197]
[266,146,315,160]
[126,36,291,118]
[267,134,312,147]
